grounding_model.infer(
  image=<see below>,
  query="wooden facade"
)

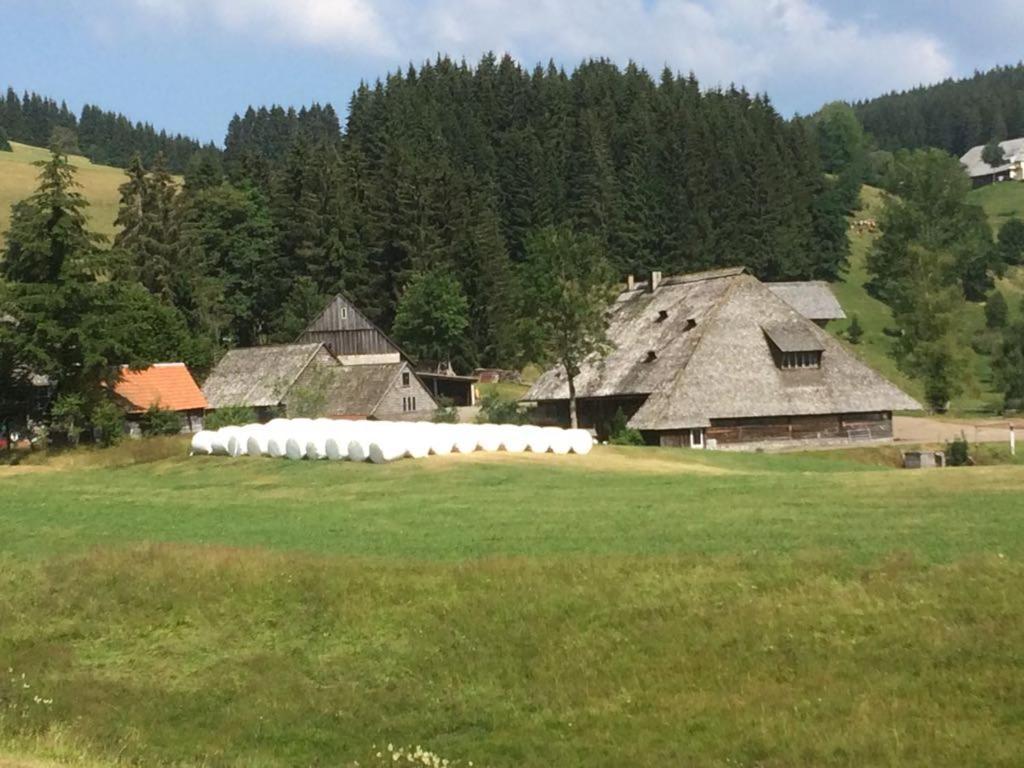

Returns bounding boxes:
[299,295,400,358]
[645,411,893,447]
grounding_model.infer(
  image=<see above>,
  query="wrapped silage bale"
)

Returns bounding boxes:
[476,424,503,452]
[452,425,479,454]
[305,422,336,460]
[368,434,406,464]
[246,427,273,458]
[347,422,376,462]
[190,430,216,455]
[426,423,456,456]
[498,424,528,453]
[267,431,289,458]
[400,423,431,459]
[543,426,572,455]
[324,423,354,460]
[521,425,550,453]
[567,428,595,455]
[210,427,242,457]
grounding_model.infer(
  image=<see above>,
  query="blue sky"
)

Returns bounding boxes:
[1,1,1021,145]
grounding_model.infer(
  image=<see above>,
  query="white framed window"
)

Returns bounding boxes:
[340,305,349,320]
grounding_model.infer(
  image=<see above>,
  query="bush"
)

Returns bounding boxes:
[92,400,125,448]
[140,405,183,436]
[205,406,257,430]
[985,290,1008,329]
[608,407,644,445]
[49,393,87,446]
[476,391,525,425]
[846,314,864,344]
[946,435,970,467]
[431,397,459,424]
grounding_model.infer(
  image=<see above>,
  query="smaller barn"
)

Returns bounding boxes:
[112,363,208,435]
[201,342,437,421]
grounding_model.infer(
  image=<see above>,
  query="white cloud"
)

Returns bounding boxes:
[123,0,954,111]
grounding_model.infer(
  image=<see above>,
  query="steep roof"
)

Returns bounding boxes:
[323,362,404,417]
[959,137,1024,178]
[524,269,920,429]
[767,281,846,321]
[112,363,208,414]
[202,343,327,409]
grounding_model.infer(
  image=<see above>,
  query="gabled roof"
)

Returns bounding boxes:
[324,362,404,416]
[524,269,920,429]
[767,281,846,321]
[112,363,208,414]
[762,321,824,353]
[959,137,1024,178]
[202,343,328,409]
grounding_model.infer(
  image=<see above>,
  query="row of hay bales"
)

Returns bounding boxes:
[190,418,594,463]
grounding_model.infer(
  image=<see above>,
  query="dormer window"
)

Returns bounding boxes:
[762,322,824,371]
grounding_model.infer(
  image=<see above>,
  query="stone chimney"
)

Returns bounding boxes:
[626,274,635,291]
[648,271,662,292]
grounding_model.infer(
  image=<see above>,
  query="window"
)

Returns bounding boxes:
[780,350,822,369]
[340,305,348,320]
[402,396,417,412]
[402,371,411,387]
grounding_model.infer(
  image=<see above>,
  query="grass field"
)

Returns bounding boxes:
[969,181,1024,230]
[2,440,1024,766]
[0,142,124,244]
[828,185,1024,414]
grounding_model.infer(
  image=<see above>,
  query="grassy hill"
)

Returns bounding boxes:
[1,443,1023,766]
[827,184,1024,414]
[0,142,125,244]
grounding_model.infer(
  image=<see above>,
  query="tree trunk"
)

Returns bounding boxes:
[567,373,578,429]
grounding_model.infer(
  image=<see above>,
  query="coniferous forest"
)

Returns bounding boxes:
[854,63,1024,156]
[0,87,212,172]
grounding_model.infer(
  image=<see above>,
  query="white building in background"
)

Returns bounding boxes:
[959,137,1024,187]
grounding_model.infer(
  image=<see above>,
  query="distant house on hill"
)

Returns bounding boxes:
[202,341,437,421]
[298,293,477,407]
[766,281,846,327]
[111,363,208,435]
[959,138,1024,187]
[523,267,920,448]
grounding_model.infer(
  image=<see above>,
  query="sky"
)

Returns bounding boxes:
[1,1,1021,145]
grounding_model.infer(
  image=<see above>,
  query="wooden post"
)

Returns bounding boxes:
[1011,424,1016,457]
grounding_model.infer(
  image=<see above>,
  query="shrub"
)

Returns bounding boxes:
[608,407,645,445]
[92,400,125,448]
[846,314,864,344]
[946,434,970,467]
[205,406,257,430]
[431,396,459,424]
[140,405,183,436]
[985,290,1008,329]
[49,394,87,446]
[476,391,525,425]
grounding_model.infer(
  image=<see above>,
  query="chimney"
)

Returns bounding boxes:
[626,274,635,291]
[648,271,662,292]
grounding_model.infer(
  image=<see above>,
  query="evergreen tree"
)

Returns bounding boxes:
[998,218,1024,265]
[985,289,1008,329]
[846,314,864,344]
[981,139,1006,167]
[0,125,10,152]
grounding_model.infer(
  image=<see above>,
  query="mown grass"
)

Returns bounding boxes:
[0,142,125,245]
[969,181,1024,230]
[2,446,1024,766]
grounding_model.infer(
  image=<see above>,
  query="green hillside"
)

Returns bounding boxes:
[0,142,125,244]
[828,184,1024,414]
[969,181,1024,230]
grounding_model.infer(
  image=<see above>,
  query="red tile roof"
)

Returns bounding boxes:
[113,363,208,414]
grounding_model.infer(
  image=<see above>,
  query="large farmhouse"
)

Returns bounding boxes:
[524,267,920,448]
[959,137,1024,187]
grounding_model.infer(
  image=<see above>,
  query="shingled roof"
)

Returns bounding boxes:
[322,362,405,417]
[767,281,846,321]
[959,137,1024,178]
[524,268,920,429]
[202,343,328,409]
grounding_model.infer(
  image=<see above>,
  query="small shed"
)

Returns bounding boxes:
[112,363,208,435]
[902,450,946,469]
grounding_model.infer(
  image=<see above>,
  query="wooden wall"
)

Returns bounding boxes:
[300,295,400,357]
[374,364,437,420]
[704,411,892,445]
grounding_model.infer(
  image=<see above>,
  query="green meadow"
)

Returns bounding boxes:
[2,441,1024,766]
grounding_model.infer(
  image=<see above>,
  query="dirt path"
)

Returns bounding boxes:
[894,415,1024,445]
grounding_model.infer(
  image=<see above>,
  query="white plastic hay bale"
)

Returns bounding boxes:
[426,423,456,456]
[267,432,289,458]
[284,436,307,460]
[543,426,572,455]
[452,425,479,454]
[476,424,503,452]
[498,424,528,453]
[522,425,550,453]
[210,428,241,457]
[347,424,376,462]
[368,437,406,464]
[567,428,595,455]
[305,422,337,460]
[324,423,354,460]
[245,426,274,458]
[190,430,216,455]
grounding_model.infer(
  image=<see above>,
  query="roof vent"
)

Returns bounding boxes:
[627,274,635,291]
[648,271,663,293]
[684,318,697,331]
[656,309,669,323]
[644,350,658,363]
